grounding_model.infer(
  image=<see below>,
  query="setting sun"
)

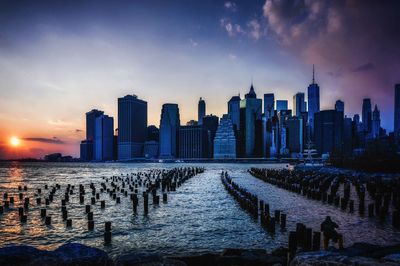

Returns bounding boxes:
[10,136,21,147]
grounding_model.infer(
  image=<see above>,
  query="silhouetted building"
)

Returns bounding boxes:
[276,100,288,112]
[118,95,147,160]
[293,92,306,116]
[335,100,344,113]
[264,93,275,119]
[86,109,104,141]
[287,116,303,156]
[159,103,180,158]
[202,114,219,157]
[80,140,93,161]
[144,141,159,159]
[307,65,320,140]
[314,110,343,155]
[178,125,207,158]
[372,105,381,139]
[186,120,198,126]
[214,114,236,159]
[277,110,292,156]
[343,116,353,156]
[198,97,206,125]
[228,94,241,132]
[95,115,114,161]
[239,84,262,157]
[147,125,159,142]
[362,98,372,133]
[395,84,400,138]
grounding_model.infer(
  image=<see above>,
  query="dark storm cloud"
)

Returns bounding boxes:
[352,63,374,73]
[23,137,64,144]
[262,0,400,128]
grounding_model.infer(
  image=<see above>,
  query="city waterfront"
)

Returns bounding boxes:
[0,162,399,258]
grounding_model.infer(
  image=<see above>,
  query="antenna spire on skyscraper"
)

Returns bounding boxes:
[312,64,315,84]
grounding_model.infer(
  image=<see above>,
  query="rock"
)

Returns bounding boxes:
[53,243,110,265]
[115,252,164,266]
[0,245,49,266]
[384,253,400,263]
[291,251,399,266]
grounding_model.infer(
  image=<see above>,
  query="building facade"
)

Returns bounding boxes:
[228,94,241,132]
[198,97,206,125]
[307,68,320,140]
[293,92,306,117]
[95,115,114,161]
[214,114,236,159]
[314,110,343,155]
[362,98,372,133]
[264,93,275,119]
[118,95,148,160]
[371,105,381,139]
[178,125,207,158]
[276,100,288,112]
[159,103,180,158]
[395,84,400,138]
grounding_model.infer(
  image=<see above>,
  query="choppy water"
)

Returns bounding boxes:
[0,162,399,257]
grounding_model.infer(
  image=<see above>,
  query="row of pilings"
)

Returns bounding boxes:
[0,167,204,245]
[248,168,400,229]
[220,171,324,262]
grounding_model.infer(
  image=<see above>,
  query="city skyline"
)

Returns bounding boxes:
[1,0,400,159]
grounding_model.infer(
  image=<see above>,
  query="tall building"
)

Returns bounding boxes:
[286,116,303,156]
[293,92,306,116]
[307,65,320,139]
[228,94,241,131]
[277,110,292,156]
[198,97,206,125]
[202,114,219,158]
[372,105,381,139]
[276,100,288,112]
[314,110,343,155]
[335,100,344,113]
[146,125,159,142]
[95,115,114,161]
[159,103,180,158]
[343,116,353,156]
[395,84,400,137]
[264,93,275,119]
[80,140,93,161]
[239,84,262,157]
[362,98,372,132]
[118,95,148,160]
[178,125,208,158]
[214,114,236,159]
[86,109,104,141]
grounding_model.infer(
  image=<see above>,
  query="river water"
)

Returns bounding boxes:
[0,162,399,257]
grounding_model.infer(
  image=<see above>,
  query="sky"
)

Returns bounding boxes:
[0,0,399,159]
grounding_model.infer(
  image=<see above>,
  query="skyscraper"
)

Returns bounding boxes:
[239,84,262,157]
[228,94,241,131]
[276,100,288,112]
[214,114,236,159]
[307,65,320,139]
[198,97,206,125]
[372,105,381,139]
[118,95,148,160]
[202,114,219,158]
[178,125,208,158]
[362,98,372,132]
[314,110,343,155]
[293,92,306,116]
[86,109,104,141]
[395,84,400,137]
[335,100,344,113]
[159,103,180,158]
[264,93,275,119]
[95,114,114,161]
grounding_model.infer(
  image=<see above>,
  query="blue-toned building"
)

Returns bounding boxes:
[362,98,372,133]
[239,84,262,157]
[198,97,206,125]
[118,95,148,160]
[228,94,241,132]
[314,110,343,155]
[95,114,114,161]
[178,125,208,158]
[307,66,320,140]
[293,92,306,117]
[214,114,236,159]
[80,140,93,161]
[264,93,275,119]
[159,103,180,158]
[276,100,288,112]
[202,114,219,158]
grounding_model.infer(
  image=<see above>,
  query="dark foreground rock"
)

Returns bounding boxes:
[1,242,400,266]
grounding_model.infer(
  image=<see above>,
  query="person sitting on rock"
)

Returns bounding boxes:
[321,216,344,249]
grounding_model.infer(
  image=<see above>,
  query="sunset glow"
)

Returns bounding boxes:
[9,136,21,147]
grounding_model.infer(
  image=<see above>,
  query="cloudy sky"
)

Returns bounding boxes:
[0,0,399,159]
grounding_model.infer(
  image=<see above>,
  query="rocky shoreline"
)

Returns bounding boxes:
[1,242,400,265]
